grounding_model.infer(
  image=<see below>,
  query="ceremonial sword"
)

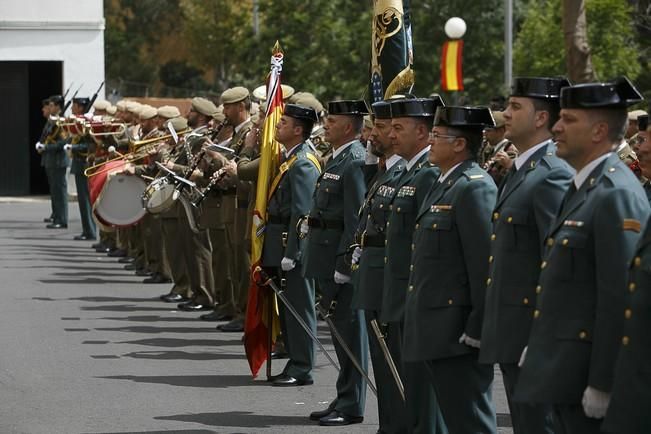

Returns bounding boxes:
[370,318,405,402]
[253,267,340,373]
[315,300,378,397]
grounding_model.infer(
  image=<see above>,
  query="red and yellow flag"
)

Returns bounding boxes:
[244,41,284,378]
[441,40,464,91]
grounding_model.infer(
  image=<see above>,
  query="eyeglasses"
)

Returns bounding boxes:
[429,132,459,140]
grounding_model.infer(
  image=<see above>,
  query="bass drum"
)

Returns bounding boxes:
[94,172,147,227]
[142,177,179,214]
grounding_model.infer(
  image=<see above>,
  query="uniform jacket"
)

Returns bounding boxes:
[262,142,321,267]
[41,120,70,169]
[480,141,573,363]
[515,153,651,404]
[402,160,497,362]
[70,134,93,175]
[602,215,651,433]
[303,140,366,278]
[381,152,439,323]
[352,158,405,310]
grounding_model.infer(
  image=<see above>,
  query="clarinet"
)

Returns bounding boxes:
[191,167,228,207]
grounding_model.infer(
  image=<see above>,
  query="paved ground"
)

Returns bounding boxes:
[0,199,513,434]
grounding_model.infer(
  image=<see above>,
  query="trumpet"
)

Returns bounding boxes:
[88,121,127,137]
[84,130,190,177]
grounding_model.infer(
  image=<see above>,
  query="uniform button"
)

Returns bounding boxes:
[448,299,453,305]
[379,204,384,209]
[547,238,554,246]
[523,297,529,305]
[562,238,569,246]
[384,257,388,264]
[325,188,329,192]
[386,222,390,227]
[493,212,499,221]
[625,308,632,319]
[389,205,393,210]
[622,336,630,346]
[507,216,513,223]
[634,256,641,267]
[579,331,587,339]
[384,240,388,246]
[541,261,547,269]
[397,207,401,212]
[491,234,496,241]
[415,223,420,229]
[410,264,414,271]
[432,223,438,229]
[411,243,415,251]
[629,282,636,292]
[533,309,540,319]
[488,255,494,263]
[486,278,492,285]
[535,285,542,294]
[408,285,414,292]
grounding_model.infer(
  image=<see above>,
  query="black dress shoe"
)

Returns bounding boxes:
[217,318,244,332]
[271,350,289,359]
[107,248,127,258]
[74,234,95,241]
[143,273,172,284]
[135,268,152,277]
[96,246,111,253]
[118,256,135,264]
[43,217,54,223]
[46,223,68,229]
[161,293,189,303]
[124,263,137,271]
[319,410,363,426]
[309,403,337,421]
[91,242,104,249]
[177,301,212,311]
[272,374,313,387]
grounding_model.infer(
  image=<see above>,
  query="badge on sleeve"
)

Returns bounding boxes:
[623,218,641,233]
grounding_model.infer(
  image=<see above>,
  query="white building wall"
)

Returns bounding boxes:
[0,0,105,102]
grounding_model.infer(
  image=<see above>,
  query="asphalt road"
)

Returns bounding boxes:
[0,199,513,434]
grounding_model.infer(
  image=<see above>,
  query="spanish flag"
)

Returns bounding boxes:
[244,42,284,378]
[441,40,464,92]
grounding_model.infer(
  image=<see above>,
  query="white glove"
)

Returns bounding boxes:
[107,145,116,153]
[280,257,296,272]
[35,142,45,151]
[334,270,351,284]
[351,246,362,265]
[299,218,309,237]
[63,143,72,152]
[518,346,527,368]
[459,333,481,349]
[582,386,610,419]
[365,140,379,165]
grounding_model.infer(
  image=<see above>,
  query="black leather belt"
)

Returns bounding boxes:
[307,217,344,230]
[361,233,385,248]
[268,215,291,225]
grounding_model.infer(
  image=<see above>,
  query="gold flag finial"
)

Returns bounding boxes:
[272,40,283,55]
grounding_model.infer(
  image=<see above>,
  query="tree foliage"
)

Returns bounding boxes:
[514,0,641,82]
[104,0,648,104]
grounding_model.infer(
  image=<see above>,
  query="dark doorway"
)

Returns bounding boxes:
[0,61,62,196]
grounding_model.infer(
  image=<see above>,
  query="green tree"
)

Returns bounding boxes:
[514,0,641,82]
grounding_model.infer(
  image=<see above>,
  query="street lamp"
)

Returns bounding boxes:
[441,17,466,104]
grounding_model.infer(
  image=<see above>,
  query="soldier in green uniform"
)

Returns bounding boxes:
[260,104,322,386]
[479,77,574,434]
[515,77,650,433]
[214,87,253,332]
[166,97,217,312]
[302,100,368,426]
[382,97,446,434]
[350,100,407,433]
[603,111,651,433]
[66,97,97,240]
[40,95,70,229]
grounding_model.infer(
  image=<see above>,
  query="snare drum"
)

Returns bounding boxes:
[142,177,179,214]
[94,173,147,227]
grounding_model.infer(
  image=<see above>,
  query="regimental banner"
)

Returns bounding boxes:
[441,40,464,92]
[370,0,415,103]
[244,41,284,378]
